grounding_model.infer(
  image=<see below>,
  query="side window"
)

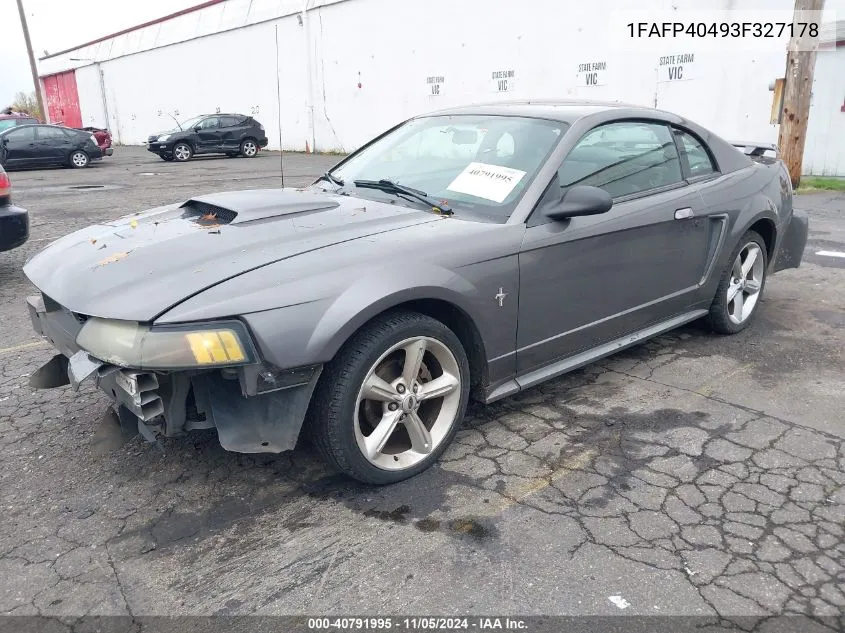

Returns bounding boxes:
[36,126,67,140]
[675,129,717,178]
[221,116,244,127]
[6,127,36,142]
[198,117,220,130]
[558,121,683,198]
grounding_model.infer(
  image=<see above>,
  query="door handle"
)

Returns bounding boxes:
[674,207,694,220]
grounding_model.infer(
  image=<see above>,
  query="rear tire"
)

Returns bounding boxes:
[172,142,193,162]
[309,310,470,484]
[239,138,258,158]
[706,230,768,334]
[69,151,89,168]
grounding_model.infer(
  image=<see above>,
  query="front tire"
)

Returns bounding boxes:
[69,151,89,168]
[160,153,174,162]
[172,142,193,162]
[706,230,768,334]
[309,311,470,484]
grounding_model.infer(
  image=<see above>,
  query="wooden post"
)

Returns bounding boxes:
[15,0,46,122]
[777,0,826,189]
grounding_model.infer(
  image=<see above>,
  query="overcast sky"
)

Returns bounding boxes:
[0,0,198,107]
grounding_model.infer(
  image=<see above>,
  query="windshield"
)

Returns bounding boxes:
[325,115,565,221]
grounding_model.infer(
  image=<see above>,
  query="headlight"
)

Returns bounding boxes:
[157,134,171,142]
[76,318,257,370]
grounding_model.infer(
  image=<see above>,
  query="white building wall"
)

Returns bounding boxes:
[37,0,843,174]
[803,46,845,176]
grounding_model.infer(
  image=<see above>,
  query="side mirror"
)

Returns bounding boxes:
[193,126,201,132]
[544,185,613,220]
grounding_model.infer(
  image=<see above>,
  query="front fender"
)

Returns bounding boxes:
[241,262,494,370]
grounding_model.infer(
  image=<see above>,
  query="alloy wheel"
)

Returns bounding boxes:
[242,141,257,157]
[353,336,461,471]
[71,152,88,167]
[727,242,764,325]
[174,144,191,161]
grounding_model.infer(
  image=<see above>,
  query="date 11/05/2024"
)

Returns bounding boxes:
[307,617,528,630]
[627,21,819,38]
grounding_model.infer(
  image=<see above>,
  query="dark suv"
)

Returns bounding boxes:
[146,114,268,162]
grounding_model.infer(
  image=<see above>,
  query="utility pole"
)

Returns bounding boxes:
[15,0,46,121]
[777,0,825,189]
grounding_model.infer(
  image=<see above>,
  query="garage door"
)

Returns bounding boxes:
[42,71,83,128]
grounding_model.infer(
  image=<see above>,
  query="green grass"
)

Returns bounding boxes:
[796,177,845,193]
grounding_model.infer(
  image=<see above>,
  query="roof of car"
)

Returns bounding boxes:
[0,123,78,135]
[423,99,668,123]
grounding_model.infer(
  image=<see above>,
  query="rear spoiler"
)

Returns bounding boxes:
[731,141,780,158]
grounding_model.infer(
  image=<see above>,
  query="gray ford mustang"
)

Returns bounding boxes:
[25,100,808,483]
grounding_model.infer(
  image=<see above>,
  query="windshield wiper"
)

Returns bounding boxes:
[318,171,345,187]
[353,179,452,215]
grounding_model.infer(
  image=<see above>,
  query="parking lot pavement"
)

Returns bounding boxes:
[0,147,843,622]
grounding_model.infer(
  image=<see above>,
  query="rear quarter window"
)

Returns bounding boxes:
[675,129,718,177]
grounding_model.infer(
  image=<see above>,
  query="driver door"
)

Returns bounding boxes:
[516,120,711,376]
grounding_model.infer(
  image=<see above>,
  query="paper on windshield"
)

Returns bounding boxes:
[446,162,527,203]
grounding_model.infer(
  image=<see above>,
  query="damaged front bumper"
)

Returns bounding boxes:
[27,294,322,453]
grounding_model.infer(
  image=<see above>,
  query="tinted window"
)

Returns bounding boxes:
[558,121,683,198]
[197,117,220,130]
[4,127,36,142]
[676,129,717,177]
[220,116,244,127]
[36,126,71,140]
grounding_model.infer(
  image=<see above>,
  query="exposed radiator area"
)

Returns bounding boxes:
[97,366,165,422]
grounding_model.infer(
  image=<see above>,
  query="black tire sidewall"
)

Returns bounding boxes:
[240,138,257,157]
[707,230,768,334]
[313,312,471,484]
[173,143,192,161]
[70,151,88,168]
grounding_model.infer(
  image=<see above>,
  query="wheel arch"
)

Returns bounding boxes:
[313,289,489,397]
[173,138,194,152]
[358,298,488,396]
[747,216,776,264]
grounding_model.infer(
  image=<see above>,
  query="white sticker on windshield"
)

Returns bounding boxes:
[446,162,527,203]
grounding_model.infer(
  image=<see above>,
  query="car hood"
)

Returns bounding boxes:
[24,189,439,321]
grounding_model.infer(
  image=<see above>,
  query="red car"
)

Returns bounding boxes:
[80,126,113,156]
[0,112,40,132]
[0,163,29,252]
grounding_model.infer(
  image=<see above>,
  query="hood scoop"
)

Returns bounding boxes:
[180,189,340,225]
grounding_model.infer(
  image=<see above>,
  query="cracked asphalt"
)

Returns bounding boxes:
[0,148,843,627]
